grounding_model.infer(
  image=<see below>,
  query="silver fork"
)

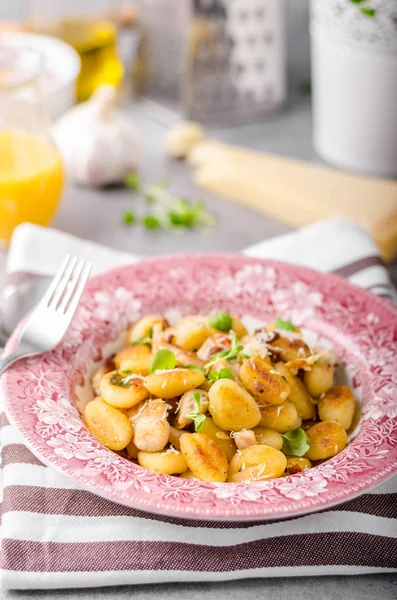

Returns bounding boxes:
[0,255,92,376]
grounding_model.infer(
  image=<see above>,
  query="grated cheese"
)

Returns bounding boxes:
[160,445,179,456]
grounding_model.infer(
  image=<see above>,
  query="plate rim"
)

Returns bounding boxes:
[1,252,397,522]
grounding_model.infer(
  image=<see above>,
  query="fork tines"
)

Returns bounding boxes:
[42,255,92,313]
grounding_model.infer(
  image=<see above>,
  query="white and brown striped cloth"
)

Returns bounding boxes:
[1,218,396,590]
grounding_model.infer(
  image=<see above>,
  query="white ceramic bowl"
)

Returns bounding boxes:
[2,32,80,120]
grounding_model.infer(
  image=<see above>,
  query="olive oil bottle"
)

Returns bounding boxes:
[27,1,124,101]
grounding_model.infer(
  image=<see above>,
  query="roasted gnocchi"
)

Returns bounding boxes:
[83,312,356,484]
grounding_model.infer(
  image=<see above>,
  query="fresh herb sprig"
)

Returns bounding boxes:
[349,0,376,17]
[123,174,215,231]
[185,391,206,432]
[185,364,206,375]
[282,428,311,457]
[210,332,249,363]
[131,329,153,347]
[208,368,234,382]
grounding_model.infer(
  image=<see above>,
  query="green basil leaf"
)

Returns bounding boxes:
[274,317,297,332]
[192,391,201,410]
[209,311,232,332]
[282,428,311,457]
[361,7,376,16]
[185,392,206,431]
[208,368,234,382]
[194,413,206,432]
[150,349,177,373]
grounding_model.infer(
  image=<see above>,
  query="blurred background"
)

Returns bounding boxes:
[0,0,396,276]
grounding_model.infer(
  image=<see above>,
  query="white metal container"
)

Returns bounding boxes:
[310,0,397,177]
[139,0,286,125]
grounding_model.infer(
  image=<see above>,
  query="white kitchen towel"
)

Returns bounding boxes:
[6,218,396,301]
[0,217,396,589]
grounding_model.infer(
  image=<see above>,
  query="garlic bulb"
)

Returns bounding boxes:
[53,85,139,187]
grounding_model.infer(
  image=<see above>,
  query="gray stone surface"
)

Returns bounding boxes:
[51,91,316,258]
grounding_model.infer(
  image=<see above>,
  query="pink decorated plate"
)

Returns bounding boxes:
[1,254,397,521]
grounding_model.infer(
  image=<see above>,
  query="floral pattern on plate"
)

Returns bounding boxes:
[1,254,396,520]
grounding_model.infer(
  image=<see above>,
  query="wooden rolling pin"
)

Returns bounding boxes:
[191,141,397,262]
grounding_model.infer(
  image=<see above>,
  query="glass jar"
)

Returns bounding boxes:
[0,45,64,246]
[27,0,124,102]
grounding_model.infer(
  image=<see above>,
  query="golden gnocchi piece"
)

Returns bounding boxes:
[91,361,114,396]
[208,378,261,431]
[126,438,139,459]
[128,315,168,343]
[305,420,348,460]
[285,456,312,474]
[252,427,283,450]
[228,445,287,482]
[303,360,334,398]
[240,357,290,405]
[169,426,183,450]
[138,448,188,474]
[270,336,310,363]
[143,368,205,399]
[150,322,167,354]
[100,370,149,409]
[179,469,198,479]
[133,399,170,452]
[173,315,214,351]
[199,416,236,461]
[114,344,152,375]
[85,398,133,451]
[275,362,316,420]
[180,432,228,482]
[318,385,356,430]
[230,317,248,339]
[175,389,209,429]
[259,401,302,433]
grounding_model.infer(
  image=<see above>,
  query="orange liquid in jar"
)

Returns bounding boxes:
[0,131,64,243]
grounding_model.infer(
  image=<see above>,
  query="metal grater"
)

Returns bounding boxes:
[139,0,286,125]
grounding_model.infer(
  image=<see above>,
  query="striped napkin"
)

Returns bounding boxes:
[1,218,396,590]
